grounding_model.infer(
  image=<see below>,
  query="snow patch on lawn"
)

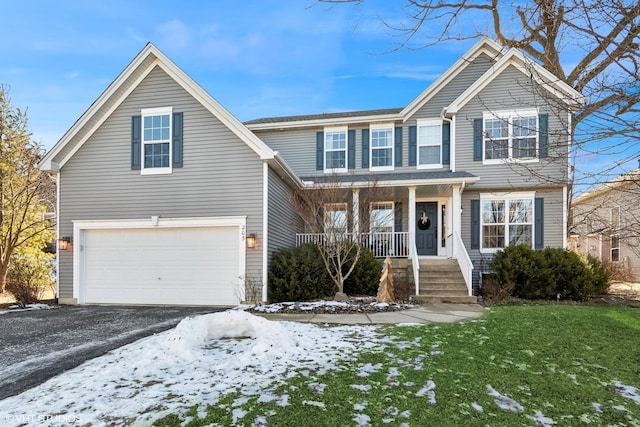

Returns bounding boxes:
[614,382,640,405]
[487,385,525,413]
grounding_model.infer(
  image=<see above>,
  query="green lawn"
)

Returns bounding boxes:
[155,305,640,426]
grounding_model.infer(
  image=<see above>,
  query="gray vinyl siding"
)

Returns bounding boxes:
[455,65,570,189]
[461,187,565,290]
[57,65,264,299]
[410,53,494,120]
[267,166,304,262]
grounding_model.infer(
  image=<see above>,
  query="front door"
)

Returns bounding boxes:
[416,202,438,256]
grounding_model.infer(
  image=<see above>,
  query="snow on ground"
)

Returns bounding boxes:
[0,303,53,314]
[487,385,525,413]
[0,310,381,426]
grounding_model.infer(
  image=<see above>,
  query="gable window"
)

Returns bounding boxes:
[142,107,172,174]
[324,203,348,237]
[370,125,394,171]
[324,127,347,172]
[480,193,534,252]
[370,202,394,234]
[417,119,442,169]
[483,110,538,163]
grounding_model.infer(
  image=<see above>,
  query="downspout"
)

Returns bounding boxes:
[441,108,455,172]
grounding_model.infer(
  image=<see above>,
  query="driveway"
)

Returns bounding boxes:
[0,305,224,400]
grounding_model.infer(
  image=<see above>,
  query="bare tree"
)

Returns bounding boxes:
[0,85,55,293]
[317,0,640,188]
[290,177,393,297]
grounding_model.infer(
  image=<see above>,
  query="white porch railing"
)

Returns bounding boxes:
[452,231,474,296]
[296,232,409,258]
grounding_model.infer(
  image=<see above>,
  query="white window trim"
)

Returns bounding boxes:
[369,201,394,233]
[369,123,394,172]
[610,206,620,230]
[482,109,540,165]
[141,106,173,175]
[479,191,535,253]
[323,126,348,173]
[416,118,443,170]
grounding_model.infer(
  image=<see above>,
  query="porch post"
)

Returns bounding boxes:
[452,185,461,241]
[408,186,416,250]
[352,188,360,239]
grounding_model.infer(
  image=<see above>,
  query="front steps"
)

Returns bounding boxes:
[392,258,477,304]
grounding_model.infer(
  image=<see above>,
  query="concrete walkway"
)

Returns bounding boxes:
[255,303,486,325]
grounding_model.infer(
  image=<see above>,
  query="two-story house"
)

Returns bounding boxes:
[569,166,640,280]
[40,38,582,306]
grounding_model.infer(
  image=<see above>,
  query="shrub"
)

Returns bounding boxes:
[491,245,610,301]
[6,253,55,304]
[343,248,382,296]
[268,244,334,303]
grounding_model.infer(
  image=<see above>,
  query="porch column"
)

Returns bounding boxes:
[352,188,360,238]
[408,186,416,251]
[452,185,462,240]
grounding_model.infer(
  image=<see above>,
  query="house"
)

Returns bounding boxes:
[40,37,583,306]
[569,166,640,280]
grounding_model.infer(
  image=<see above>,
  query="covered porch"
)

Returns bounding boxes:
[295,171,479,299]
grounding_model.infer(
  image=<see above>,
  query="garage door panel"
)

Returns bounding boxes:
[82,226,241,306]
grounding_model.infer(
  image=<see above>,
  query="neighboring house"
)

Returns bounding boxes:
[40,37,583,306]
[569,166,640,280]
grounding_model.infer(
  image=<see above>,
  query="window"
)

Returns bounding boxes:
[324,127,347,172]
[324,203,348,236]
[417,119,441,168]
[480,193,534,251]
[611,235,620,262]
[483,110,538,163]
[370,202,394,234]
[611,206,620,230]
[142,107,172,174]
[370,125,393,170]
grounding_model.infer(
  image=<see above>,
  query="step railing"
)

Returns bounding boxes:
[452,231,473,296]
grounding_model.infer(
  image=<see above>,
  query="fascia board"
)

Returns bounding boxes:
[245,113,403,131]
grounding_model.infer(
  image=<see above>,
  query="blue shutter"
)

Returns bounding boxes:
[442,122,451,164]
[535,197,544,249]
[471,199,480,249]
[394,202,402,232]
[539,114,549,158]
[172,112,183,168]
[348,129,356,169]
[361,129,369,168]
[395,127,403,167]
[409,125,417,166]
[473,118,483,161]
[131,115,141,170]
[316,131,324,170]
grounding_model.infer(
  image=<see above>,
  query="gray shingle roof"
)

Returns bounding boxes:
[301,170,478,184]
[244,108,403,125]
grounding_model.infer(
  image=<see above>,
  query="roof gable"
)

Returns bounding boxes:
[40,43,275,171]
[444,48,585,115]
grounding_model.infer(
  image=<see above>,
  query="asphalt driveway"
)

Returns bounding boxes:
[0,305,224,400]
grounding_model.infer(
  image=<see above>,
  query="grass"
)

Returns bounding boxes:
[154,305,640,426]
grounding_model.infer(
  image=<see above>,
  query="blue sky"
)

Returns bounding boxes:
[3,0,469,150]
[1,1,635,188]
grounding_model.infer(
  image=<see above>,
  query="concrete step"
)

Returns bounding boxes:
[420,288,470,296]
[412,295,478,304]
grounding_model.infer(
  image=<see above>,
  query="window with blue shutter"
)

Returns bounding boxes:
[131,115,141,170]
[172,112,183,168]
[473,118,483,161]
[535,197,544,249]
[348,129,356,169]
[132,107,182,174]
[538,114,549,158]
[471,199,480,249]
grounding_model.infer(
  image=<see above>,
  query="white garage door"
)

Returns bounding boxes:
[82,226,241,306]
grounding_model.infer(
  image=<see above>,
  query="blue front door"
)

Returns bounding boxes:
[416,202,438,256]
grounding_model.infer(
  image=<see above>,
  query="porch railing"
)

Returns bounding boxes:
[296,232,409,258]
[452,231,474,296]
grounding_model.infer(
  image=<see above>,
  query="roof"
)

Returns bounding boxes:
[244,108,403,125]
[573,168,640,204]
[39,43,278,172]
[301,170,479,188]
